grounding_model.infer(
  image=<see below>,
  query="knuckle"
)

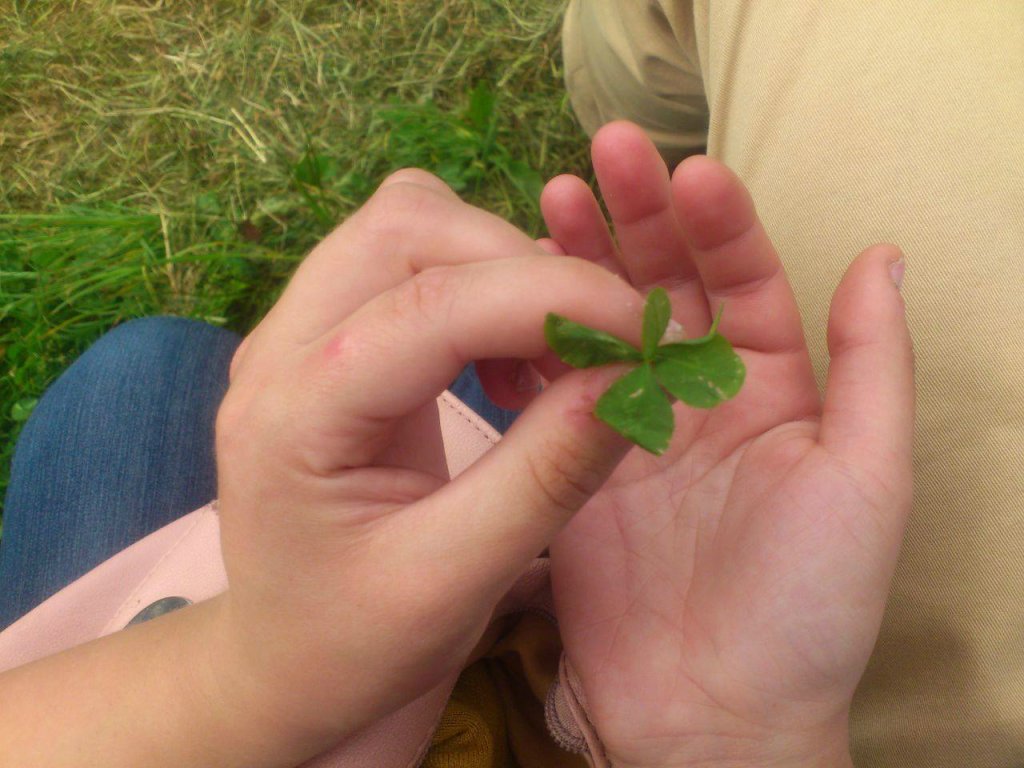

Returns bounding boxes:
[214,388,254,457]
[379,167,450,193]
[395,265,460,324]
[523,438,603,521]
[355,182,450,255]
[367,178,442,220]
[228,335,252,381]
[311,327,369,392]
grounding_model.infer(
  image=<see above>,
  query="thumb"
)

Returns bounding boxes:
[820,243,915,512]
[408,364,634,589]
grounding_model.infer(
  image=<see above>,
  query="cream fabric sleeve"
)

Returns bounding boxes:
[562,0,709,167]
[563,2,1024,766]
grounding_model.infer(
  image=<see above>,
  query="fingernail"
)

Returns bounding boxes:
[661,319,686,344]
[515,362,542,392]
[889,256,906,290]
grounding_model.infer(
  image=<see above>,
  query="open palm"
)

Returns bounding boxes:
[539,124,914,767]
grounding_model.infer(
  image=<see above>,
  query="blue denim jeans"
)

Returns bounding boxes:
[0,317,517,629]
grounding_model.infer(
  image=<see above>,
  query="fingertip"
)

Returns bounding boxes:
[541,173,590,205]
[827,244,911,358]
[862,242,905,290]
[820,243,915,492]
[671,153,721,183]
[856,242,903,269]
[539,175,621,273]
[865,241,903,260]
[591,122,671,211]
[672,156,756,251]
[540,174,596,228]
[592,120,660,166]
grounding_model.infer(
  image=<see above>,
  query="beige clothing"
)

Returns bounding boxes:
[563,2,1024,766]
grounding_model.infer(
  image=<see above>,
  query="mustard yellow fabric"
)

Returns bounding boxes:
[563,2,1024,765]
[423,612,587,768]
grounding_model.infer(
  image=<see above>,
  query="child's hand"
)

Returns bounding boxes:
[205,170,647,763]
[540,123,913,768]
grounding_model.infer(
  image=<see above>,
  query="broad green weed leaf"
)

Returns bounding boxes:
[467,83,496,132]
[595,364,673,455]
[10,397,38,423]
[544,313,643,368]
[642,287,671,360]
[294,150,338,187]
[504,159,544,211]
[436,160,471,191]
[653,334,745,408]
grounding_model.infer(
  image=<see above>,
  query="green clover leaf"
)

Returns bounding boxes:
[543,314,643,367]
[594,363,674,455]
[653,335,746,408]
[544,288,745,455]
[641,286,672,360]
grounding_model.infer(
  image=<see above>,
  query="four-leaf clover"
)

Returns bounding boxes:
[544,288,746,455]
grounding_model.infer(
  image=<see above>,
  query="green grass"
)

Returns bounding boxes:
[0,0,593,521]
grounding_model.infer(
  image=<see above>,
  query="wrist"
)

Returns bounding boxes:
[194,591,394,766]
[185,594,338,767]
[609,717,853,768]
[0,592,328,768]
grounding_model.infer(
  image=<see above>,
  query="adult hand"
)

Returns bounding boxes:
[536,122,914,768]
[206,170,650,765]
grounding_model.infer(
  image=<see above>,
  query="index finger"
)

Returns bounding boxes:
[244,172,550,367]
[273,255,645,470]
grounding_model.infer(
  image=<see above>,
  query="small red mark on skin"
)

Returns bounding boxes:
[321,331,357,375]
[318,330,371,386]
[323,331,347,360]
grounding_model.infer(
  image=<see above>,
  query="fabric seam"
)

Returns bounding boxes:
[439,391,500,447]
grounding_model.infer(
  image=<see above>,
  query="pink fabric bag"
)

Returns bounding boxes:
[0,391,609,767]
